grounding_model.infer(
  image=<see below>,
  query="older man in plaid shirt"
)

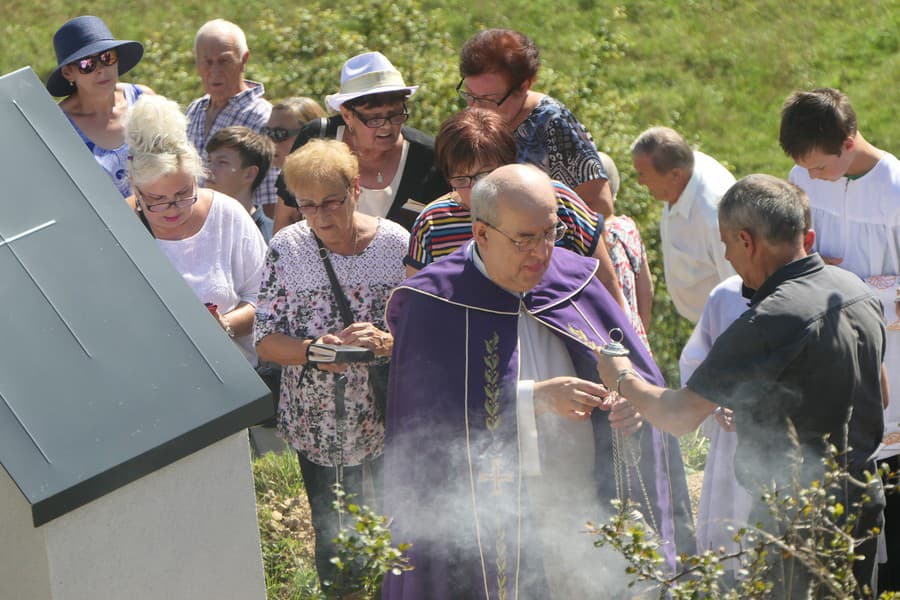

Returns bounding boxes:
[186,19,276,213]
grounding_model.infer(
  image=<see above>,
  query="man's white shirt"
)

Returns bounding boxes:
[660,150,736,323]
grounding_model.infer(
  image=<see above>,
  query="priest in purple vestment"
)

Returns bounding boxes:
[381,165,694,599]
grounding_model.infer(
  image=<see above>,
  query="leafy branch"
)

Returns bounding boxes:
[590,440,898,600]
[326,484,412,599]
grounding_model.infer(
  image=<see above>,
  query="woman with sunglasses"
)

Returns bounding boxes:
[47,16,155,198]
[272,52,448,234]
[260,97,326,218]
[256,139,408,594]
[458,29,614,218]
[125,94,267,366]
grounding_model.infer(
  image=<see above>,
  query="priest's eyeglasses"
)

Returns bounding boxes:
[479,219,567,253]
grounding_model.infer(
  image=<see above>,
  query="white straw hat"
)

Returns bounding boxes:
[325,51,418,112]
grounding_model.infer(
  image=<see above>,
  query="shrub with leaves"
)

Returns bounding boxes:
[326,484,412,599]
[590,443,898,599]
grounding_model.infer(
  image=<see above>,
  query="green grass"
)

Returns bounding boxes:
[679,430,711,475]
[253,452,321,599]
[6,0,898,381]
[253,449,305,497]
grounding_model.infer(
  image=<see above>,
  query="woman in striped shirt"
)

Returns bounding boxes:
[404,108,627,311]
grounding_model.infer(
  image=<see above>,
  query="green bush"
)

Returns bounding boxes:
[591,444,898,599]
[328,484,412,599]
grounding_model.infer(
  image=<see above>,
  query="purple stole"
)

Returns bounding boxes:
[382,243,692,599]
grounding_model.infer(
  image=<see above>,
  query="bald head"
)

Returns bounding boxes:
[471,163,556,224]
[470,164,559,292]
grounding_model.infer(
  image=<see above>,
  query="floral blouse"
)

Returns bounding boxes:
[254,219,409,466]
[605,215,651,351]
[515,95,607,190]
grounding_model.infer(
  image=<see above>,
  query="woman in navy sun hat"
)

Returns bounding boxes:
[48,16,155,197]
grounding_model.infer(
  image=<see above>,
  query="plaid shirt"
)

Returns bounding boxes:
[185,80,276,205]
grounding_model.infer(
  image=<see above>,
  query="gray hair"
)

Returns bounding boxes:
[718,174,810,244]
[125,95,205,188]
[598,152,620,199]
[630,126,694,173]
[194,19,248,56]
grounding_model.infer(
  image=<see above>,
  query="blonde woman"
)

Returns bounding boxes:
[125,94,266,365]
[255,139,408,592]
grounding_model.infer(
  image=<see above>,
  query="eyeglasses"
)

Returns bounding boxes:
[448,169,494,190]
[297,192,349,216]
[260,126,303,142]
[479,219,567,253]
[136,184,199,213]
[456,79,518,107]
[347,105,410,128]
[73,49,118,75]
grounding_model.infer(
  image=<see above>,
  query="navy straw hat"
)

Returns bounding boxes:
[47,16,143,97]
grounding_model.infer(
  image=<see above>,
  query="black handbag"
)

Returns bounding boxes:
[313,235,388,419]
[255,362,282,427]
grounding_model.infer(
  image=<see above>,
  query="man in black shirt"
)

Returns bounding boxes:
[597,174,887,593]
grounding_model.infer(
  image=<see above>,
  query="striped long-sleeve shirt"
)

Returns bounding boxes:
[404,180,602,270]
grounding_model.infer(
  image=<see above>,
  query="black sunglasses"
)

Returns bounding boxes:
[260,126,303,143]
[73,49,118,75]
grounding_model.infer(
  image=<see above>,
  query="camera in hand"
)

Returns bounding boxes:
[307,343,374,364]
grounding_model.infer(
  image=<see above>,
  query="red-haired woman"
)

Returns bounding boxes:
[457,29,614,218]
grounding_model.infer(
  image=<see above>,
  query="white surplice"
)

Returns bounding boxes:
[679,275,753,569]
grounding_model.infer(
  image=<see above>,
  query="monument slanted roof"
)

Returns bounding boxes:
[0,67,271,526]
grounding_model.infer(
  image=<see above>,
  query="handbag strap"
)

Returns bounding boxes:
[137,207,155,238]
[313,234,355,328]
